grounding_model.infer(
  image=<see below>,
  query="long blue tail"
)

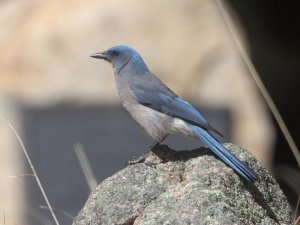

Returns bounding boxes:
[189,124,257,181]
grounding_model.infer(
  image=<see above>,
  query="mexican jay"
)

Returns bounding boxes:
[91,45,257,182]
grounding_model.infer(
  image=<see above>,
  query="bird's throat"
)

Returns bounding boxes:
[117,57,131,74]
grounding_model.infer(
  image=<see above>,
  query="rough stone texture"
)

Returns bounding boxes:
[73,143,292,225]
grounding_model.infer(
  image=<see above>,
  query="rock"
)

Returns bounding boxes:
[73,143,292,225]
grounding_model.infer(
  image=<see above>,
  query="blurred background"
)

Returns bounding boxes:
[0,0,299,224]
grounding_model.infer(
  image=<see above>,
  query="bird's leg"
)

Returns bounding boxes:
[127,141,159,165]
[127,136,167,165]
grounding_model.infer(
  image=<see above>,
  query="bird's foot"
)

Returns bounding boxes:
[127,154,147,165]
[127,147,151,165]
[127,148,159,167]
[127,141,165,166]
[127,157,157,168]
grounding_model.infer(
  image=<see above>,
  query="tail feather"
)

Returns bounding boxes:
[189,124,257,181]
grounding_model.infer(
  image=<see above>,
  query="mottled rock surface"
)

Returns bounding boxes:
[73,143,292,225]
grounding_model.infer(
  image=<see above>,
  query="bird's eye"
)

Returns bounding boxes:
[113,50,119,56]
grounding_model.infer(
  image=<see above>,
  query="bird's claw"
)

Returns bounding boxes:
[127,155,146,165]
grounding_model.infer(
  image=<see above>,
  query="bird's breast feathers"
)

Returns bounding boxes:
[123,101,172,141]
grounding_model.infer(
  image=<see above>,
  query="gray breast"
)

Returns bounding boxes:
[123,101,173,141]
[114,74,173,141]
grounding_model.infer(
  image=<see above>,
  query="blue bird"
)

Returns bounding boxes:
[91,45,257,182]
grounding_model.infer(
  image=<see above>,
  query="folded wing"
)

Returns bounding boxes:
[130,79,222,136]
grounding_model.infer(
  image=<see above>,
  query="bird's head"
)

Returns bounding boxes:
[90,45,149,74]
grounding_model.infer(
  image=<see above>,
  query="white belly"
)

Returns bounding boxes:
[171,118,196,137]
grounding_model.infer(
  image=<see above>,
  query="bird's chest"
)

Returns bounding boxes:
[123,101,172,141]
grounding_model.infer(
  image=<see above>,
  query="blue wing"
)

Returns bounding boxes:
[130,79,222,136]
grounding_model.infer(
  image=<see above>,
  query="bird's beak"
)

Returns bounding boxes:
[90,52,111,61]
